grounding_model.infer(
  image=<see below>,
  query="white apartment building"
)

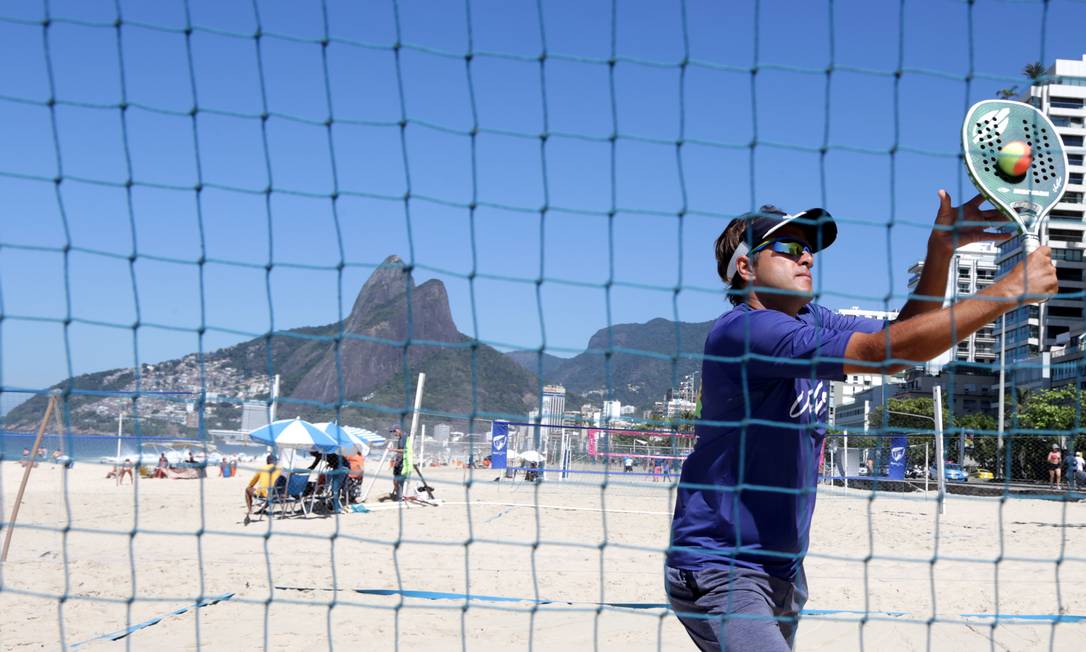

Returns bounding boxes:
[601,400,623,422]
[906,243,1000,372]
[676,372,699,403]
[541,385,566,454]
[997,55,1086,361]
[665,398,697,419]
[828,307,904,426]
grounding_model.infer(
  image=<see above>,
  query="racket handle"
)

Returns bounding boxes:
[1024,235,1040,254]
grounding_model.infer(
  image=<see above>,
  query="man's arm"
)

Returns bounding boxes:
[896,238,952,321]
[896,191,1012,322]
[845,246,1057,374]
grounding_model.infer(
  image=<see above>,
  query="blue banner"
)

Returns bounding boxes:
[888,435,907,480]
[490,422,509,469]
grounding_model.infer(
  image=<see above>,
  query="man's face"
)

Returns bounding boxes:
[749,224,815,304]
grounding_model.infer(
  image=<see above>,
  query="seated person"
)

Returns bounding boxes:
[346,451,366,503]
[153,453,169,479]
[244,454,281,525]
[323,452,347,513]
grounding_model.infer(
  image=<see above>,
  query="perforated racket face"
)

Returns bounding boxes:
[962,100,1068,237]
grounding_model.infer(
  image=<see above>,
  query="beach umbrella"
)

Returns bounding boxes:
[342,426,385,447]
[314,421,371,456]
[519,450,545,464]
[248,418,338,452]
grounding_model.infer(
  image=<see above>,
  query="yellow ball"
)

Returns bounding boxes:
[997,140,1032,177]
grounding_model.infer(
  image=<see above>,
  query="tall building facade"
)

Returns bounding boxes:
[540,384,566,458]
[828,307,903,427]
[907,242,999,372]
[998,55,1086,361]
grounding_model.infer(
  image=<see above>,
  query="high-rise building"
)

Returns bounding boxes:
[906,243,1000,372]
[240,400,271,432]
[997,55,1086,361]
[601,400,622,421]
[677,372,699,403]
[540,384,566,459]
[828,307,904,427]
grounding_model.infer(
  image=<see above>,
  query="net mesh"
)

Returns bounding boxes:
[1,0,1084,649]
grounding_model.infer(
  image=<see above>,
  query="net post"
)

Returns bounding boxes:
[405,373,426,499]
[2,393,59,562]
[934,386,947,515]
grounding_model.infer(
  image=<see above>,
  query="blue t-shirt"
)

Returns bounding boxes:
[667,303,886,579]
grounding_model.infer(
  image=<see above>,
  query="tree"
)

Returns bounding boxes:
[866,397,1001,469]
[1009,386,1085,480]
[1022,62,1046,83]
[996,86,1019,100]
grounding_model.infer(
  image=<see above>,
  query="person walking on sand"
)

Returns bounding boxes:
[1047,444,1062,489]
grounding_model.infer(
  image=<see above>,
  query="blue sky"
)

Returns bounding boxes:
[2,0,1085,414]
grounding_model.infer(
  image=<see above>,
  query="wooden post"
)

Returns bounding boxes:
[2,393,59,562]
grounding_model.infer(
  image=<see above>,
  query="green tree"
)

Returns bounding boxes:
[866,397,1001,470]
[1022,62,1047,83]
[1009,386,1085,480]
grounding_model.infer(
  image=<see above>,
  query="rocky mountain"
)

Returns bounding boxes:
[506,318,715,409]
[506,351,567,379]
[4,256,542,434]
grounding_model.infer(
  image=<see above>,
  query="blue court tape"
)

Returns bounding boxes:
[69,593,235,648]
[355,588,537,604]
[348,588,907,615]
[961,613,1086,623]
[345,589,1082,623]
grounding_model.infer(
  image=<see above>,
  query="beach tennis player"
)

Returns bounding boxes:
[666,194,1057,651]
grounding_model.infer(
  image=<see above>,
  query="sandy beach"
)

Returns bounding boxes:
[1,460,1083,650]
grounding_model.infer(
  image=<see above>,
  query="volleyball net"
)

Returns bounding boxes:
[1,0,1085,649]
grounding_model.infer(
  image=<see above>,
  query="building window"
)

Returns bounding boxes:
[1052,248,1084,262]
[1056,266,1082,281]
[1051,115,1085,128]
[1049,305,1083,319]
[1062,192,1084,204]
[1063,135,1085,148]
[1049,228,1082,242]
[1072,173,1085,186]
[1069,154,1085,166]
[1051,97,1086,109]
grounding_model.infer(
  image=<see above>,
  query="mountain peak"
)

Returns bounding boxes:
[349,255,412,317]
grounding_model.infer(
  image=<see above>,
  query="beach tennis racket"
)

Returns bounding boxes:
[962,99,1068,254]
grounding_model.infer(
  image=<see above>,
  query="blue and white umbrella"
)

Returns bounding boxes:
[342,426,385,448]
[313,421,367,456]
[248,418,338,452]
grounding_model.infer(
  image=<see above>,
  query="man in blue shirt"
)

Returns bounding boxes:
[666,193,1058,651]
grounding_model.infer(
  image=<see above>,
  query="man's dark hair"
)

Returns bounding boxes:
[715,220,751,305]
[714,205,789,305]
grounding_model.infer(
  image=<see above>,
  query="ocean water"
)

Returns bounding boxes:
[1,431,267,465]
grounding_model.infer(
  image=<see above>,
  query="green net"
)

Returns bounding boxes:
[1,0,1085,649]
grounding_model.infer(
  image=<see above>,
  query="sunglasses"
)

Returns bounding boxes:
[749,238,813,258]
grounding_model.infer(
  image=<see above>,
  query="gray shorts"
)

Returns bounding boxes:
[665,564,808,652]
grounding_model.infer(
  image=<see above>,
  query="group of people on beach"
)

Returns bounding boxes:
[242,441,373,525]
[1046,445,1086,490]
[19,447,70,468]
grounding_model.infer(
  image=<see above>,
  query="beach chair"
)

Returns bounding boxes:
[254,474,288,519]
[282,473,311,517]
